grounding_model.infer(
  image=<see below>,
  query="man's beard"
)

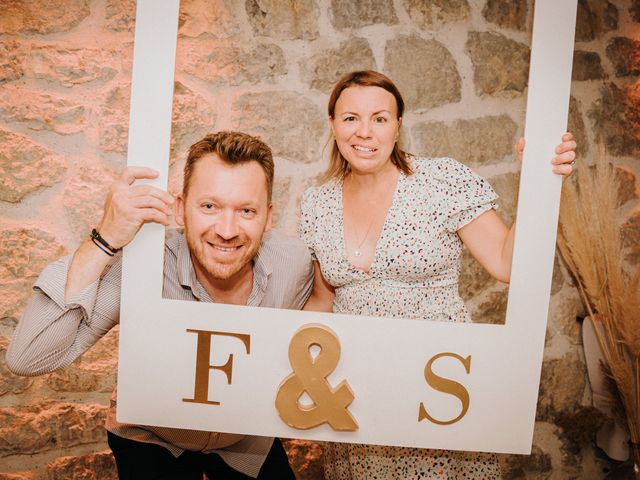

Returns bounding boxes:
[186,231,263,282]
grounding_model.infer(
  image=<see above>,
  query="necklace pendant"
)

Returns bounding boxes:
[354,249,361,257]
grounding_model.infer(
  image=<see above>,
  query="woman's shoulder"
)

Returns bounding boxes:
[408,155,475,181]
[302,180,339,201]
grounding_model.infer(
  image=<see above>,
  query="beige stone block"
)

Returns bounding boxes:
[0,40,26,84]
[471,288,508,325]
[300,37,376,94]
[575,0,618,42]
[329,0,397,30]
[178,39,286,87]
[0,337,32,397]
[482,0,528,31]
[411,115,517,167]
[632,1,640,22]
[588,81,640,157]
[385,35,461,111]
[62,165,119,243]
[459,248,495,301]
[537,350,586,422]
[105,0,136,32]
[170,82,217,161]
[402,0,470,29]
[231,91,326,163]
[97,85,130,155]
[0,129,67,203]
[0,402,107,456]
[502,443,552,479]
[466,32,530,97]
[0,0,90,35]
[0,87,87,135]
[46,450,117,480]
[245,0,319,40]
[271,176,292,228]
[0,281,35,323]
[31,46,120,88]
[606,37,640,78]
[0,227,67,322]
[488,171,520,224]
[179,0,240,39]
[567,96,589,157]
[572,51,606,82]
[46,329,118,393]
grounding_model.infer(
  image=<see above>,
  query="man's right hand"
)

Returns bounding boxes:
[64,167,174,301]
[96,167,175,249]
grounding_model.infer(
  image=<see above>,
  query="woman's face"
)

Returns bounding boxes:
[330,86,401,176]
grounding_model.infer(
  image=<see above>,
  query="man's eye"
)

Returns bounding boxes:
[203,203,214,209]
[344,116,356,122]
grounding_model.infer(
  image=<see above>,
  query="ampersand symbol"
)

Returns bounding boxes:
[275,324,358,431]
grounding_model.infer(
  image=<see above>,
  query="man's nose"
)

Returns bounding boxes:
[214,211,239,240]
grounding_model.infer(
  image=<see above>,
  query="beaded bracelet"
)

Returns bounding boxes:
[90,228,121,256]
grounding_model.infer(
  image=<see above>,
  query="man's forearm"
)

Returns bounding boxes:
[65,238,115,302]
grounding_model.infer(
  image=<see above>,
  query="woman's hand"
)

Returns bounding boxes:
[515,132,577,177]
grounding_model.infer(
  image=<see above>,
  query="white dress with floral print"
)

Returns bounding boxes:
[299,156,502,480]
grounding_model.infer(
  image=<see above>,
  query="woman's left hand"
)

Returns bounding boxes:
[515,132,577,177]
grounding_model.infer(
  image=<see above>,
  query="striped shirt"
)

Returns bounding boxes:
[7,229,314,478]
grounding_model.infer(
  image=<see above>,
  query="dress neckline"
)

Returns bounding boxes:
[338,168,406,274]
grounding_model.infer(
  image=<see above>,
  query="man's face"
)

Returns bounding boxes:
[176,153,272,285]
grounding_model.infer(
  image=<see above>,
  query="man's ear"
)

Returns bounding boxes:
[175,194,185,227]
[264,203,273,233]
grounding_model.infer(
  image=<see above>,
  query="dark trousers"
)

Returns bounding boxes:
[107,432,296,480]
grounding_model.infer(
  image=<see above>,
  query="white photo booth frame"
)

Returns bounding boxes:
[117,0,577,454]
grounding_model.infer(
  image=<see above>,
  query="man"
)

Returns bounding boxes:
[7,131,313,479]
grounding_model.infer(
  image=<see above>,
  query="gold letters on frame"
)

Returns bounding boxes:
[276,324,358,431]
[418,352,472,425]
[182,329,251,406]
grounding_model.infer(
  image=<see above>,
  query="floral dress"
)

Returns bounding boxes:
[299,156,502,479]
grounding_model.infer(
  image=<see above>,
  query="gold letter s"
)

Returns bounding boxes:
[418,352,471,425]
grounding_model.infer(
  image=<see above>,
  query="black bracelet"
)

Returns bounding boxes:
[91,236,115,256]
[90,228,121,255]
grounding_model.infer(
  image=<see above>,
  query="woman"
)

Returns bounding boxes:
[299,70,575,479]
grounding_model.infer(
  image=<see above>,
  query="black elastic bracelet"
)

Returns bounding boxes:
[91,236,115,257]
[90,228,121,254]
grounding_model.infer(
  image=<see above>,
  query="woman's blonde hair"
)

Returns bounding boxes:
[322,70,412,183]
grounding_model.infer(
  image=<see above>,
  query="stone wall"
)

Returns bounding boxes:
[1,0,638,479]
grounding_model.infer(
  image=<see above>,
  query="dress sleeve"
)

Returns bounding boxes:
[436,158,499,233]
[298,187,318,261]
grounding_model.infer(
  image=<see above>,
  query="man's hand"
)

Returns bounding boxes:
[97,167,175,249]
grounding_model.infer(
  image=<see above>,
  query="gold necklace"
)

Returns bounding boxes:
[353,215,375,257]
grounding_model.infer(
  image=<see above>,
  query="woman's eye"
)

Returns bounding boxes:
[375,116,387,123]
[344,116,356,122]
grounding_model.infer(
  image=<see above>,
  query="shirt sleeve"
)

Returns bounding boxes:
[435,158,499,233]
[298,187,318,261]
[6,254,122,376]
